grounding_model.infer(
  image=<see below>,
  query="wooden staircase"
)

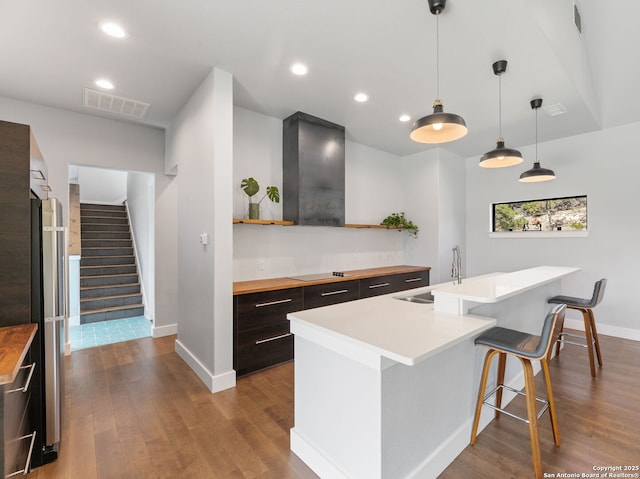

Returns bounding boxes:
[80,203,144,324]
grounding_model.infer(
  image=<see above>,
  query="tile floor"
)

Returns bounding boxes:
[69,316,152,351]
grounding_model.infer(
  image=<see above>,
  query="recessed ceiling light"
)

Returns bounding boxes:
[100,22,127,39]
[290,63,308,75]
[95,79,115,90]
[399,114,411,122]
[354,93,368,103]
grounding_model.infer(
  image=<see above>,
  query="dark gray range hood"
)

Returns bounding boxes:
[283,111,345,226]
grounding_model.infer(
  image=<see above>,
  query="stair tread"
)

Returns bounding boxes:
[81,264,136,269]
[80,292,142,302]
[81,304,143,314]
[81,282,140,291]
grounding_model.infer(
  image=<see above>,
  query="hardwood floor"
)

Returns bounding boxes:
[28,336,318,479]
[28,331,639,478]
[440,331,640,478]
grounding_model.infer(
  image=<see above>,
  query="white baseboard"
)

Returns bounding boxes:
[174,339,236,393]
[290,429,349,479]
[564,318,640,341]
[152,322,177,338]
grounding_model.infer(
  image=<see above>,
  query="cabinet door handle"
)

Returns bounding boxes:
[404,277,423,283]
[321,289,349,297]
[255,298,292,308]
[6,431,37,477]
[7,363,36,394]
[368,282,390,289]
[255,333,293,345]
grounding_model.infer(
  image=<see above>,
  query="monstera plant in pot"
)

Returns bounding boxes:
[241,177,280,219]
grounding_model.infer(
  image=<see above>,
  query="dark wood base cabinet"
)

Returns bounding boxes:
[234,267,429,376]
[2,354,36,478]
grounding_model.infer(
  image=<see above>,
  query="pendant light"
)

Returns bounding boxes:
[519,98,556,182]
[410,0,467,144]
[479,60,523,168]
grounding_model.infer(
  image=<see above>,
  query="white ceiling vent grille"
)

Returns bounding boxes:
[83,88,150,119]
[543,103,568,117]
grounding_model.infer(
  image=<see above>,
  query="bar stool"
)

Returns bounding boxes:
[471,304,566,479]
[548,279,606,377]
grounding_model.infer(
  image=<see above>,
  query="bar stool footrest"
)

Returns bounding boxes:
[482,384,550,424]
[558,332,595,349]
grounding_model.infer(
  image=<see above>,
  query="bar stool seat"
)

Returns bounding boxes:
[471,304,566,479]
[548,278,606,377]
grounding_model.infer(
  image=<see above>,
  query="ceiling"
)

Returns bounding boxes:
[1,0,638,158]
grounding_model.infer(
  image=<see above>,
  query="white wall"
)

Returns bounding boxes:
[400,148,467,284]
[466,121,640,339]
[0,95,178,333]
[78,166,127,204]
[166,68,235,393]
[127,171,155,323]
[233,107,409,281]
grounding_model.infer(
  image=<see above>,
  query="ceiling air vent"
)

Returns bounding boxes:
[543,103,567,117]
[573,2,582,34]
[82,88,150,119]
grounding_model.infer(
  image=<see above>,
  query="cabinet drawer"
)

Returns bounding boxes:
[393,271,430,291]
[236,287,303,331]
[303,280,360,309]
[235,322,293,375]
[359,275,397,298]
[4,361,34,440]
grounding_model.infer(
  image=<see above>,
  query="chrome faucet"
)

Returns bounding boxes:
[451,245,462,285]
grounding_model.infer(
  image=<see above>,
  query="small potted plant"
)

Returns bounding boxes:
[241,177,280,219]
[380,212,419,238]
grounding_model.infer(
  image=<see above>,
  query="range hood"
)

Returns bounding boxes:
[283,111,345,226]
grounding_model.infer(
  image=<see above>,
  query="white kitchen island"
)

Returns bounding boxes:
[288,266,579,479]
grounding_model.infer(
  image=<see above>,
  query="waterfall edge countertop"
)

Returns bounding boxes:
[288,266,580,366]
[0,323,37,385]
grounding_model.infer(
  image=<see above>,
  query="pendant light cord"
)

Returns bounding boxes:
[535,106,538,161]
[435,12,440,100]
[498,74,502,139]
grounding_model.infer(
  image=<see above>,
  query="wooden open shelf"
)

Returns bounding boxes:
[233,219,405,229]
[233,218,294,226]
[344,224,403,230]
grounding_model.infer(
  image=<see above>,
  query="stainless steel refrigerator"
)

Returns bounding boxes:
[30,197,65,466]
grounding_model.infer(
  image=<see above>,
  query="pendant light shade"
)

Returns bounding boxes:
[410,0,467,144]
[519,98,556,182]
[410,100,468,143]
[479,60,523,168]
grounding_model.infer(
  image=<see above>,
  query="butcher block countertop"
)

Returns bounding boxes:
[0,323,37,385]
[233,265,430,295]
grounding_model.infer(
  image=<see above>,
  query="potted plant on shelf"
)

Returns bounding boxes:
[380,212,419,238]
[240,177,280,219]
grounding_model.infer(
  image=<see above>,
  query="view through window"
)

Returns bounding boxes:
[492,195,587,232]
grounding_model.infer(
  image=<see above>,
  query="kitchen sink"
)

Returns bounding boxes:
[393,291,434,304]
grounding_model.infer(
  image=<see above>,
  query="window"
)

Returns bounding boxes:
[492,195,587,232]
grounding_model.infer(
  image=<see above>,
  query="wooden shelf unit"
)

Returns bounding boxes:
[233,218,294,226]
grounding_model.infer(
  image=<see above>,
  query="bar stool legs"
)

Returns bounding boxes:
[471,350,560,479]
[555,306,603,377]
[549,278,606,378]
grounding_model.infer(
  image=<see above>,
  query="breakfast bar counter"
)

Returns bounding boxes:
[288,266,579,479]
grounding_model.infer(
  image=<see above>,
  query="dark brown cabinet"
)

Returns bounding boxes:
[234,288,303,376]
[393,270,430,291]
[234,267,430,376]
[359,275,397,298]
[303,280,360,309]
[1,325,37,478]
